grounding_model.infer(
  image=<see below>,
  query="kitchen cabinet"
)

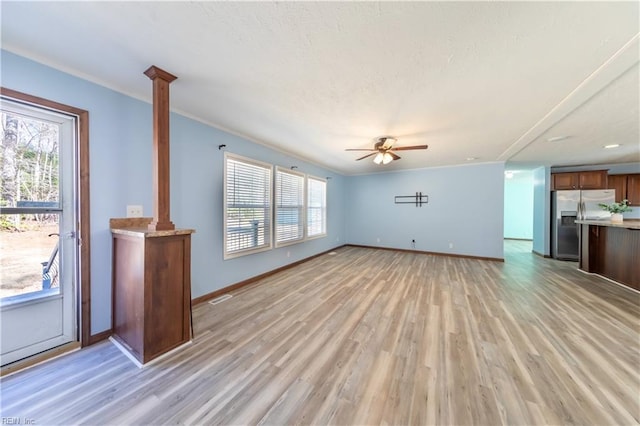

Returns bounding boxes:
[577,220,640,291]
[628,174,640,206]
[579,170,608,189]
[552,173,579,190]
[607,174,628,203]
[609,174,640,206]
[552,170,607,190]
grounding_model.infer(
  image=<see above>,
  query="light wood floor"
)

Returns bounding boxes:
[1,242,639,425]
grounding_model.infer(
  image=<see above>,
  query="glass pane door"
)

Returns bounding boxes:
[1,214,60,299]
[1,98,77,366]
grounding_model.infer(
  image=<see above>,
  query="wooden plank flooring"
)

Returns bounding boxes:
[1,241,639,425]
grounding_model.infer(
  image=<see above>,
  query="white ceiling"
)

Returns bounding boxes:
[1,1,639,175]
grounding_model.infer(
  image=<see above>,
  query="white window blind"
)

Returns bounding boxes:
[275,168,305,245]
[224,155,272,258]
[307,177,327,238]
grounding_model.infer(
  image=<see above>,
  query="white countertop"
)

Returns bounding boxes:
[575,219,640,230]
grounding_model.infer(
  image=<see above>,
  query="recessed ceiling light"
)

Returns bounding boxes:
[466,157,477,161]
[603,144,620,149]
[547,136,570,142]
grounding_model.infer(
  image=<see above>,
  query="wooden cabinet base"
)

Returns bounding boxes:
[109,335,191,368]
[579,223,640,291]
[111,224,194,364]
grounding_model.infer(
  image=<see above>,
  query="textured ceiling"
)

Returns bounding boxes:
[1,1,638,175]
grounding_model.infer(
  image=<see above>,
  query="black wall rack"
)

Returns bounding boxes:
[394,192,428,207]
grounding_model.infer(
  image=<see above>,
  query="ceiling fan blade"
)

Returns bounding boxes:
[356,152,378,161]
[345,148,376,151]
[392,145,429,151]
[389,151,401,160]
[381,137,396,149]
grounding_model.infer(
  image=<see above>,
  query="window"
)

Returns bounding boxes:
[307,176,327,238]
[224,154,272,258]
[223,154,328,258]
[275,167,305,246]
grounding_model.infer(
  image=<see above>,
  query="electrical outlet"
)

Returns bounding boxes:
[376,237,381,243]
[449,242,454,249]
[287,251,291,258]
[127,205,143,218]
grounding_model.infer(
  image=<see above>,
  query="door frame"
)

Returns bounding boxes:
[1,87,92,347]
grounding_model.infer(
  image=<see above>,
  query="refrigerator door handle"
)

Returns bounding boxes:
[578,201,582,220]
[577,201,582,220]
[576,215,581,238]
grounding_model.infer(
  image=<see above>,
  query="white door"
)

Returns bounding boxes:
[0,99,78,366]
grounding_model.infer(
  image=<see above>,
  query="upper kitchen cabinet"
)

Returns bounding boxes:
[551,170,608,190]
[609,174,640,205]
[579,170,608,189]
[628,174,640,206]
[607,174,627,202]
[552,172,579,190]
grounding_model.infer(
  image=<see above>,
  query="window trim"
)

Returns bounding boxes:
[274,166,306,248]
[223,152,274,260]
[306,175,327,240]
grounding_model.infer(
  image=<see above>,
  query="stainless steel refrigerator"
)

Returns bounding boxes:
[551,189,615,260]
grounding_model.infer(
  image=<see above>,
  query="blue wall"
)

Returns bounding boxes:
[346,163,505,259]
[504,171,534,239]
[169,115,347,299]
[532,166,551,256]
[2,49,508,337]
[1,50,346,335]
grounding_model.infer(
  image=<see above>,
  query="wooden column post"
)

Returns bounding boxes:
[144,65,177,231]
[110,66,194,367]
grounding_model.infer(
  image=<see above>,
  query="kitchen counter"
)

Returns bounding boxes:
[575,220,640,291]
[575,219,640,230]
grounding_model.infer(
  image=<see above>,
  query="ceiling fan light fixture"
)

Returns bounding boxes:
[349,137,426,164]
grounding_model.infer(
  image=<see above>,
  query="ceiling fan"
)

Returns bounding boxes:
[346,137,428,164]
